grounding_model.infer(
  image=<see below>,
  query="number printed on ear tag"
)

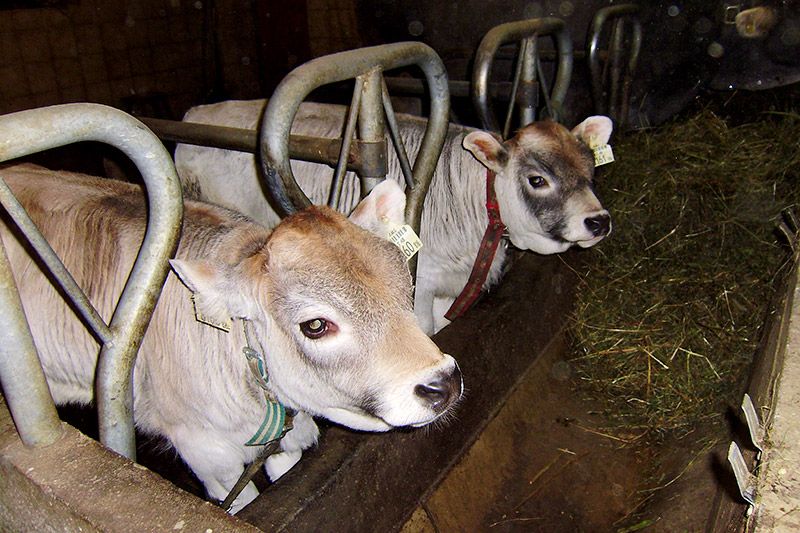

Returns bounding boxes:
[593,144,615,167]
[387,222,423,261]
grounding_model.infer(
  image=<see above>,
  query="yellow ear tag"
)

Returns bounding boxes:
[592,144,615,167]
[191,294,231,333]
[386,220,423,261]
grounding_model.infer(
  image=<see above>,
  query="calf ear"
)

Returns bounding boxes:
[348,179,407,235]
[463,131,508,173]
[572,116,613,148]
[170,259,245,330]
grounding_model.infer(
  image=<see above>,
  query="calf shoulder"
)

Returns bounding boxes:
[0,164,270,444]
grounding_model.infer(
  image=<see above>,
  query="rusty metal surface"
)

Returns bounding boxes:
[238,251,580,532]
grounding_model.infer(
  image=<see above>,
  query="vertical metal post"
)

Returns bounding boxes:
[0,237,63,448]
[609,18,625,121]
[519,37,538,128]
[357,67,387,196]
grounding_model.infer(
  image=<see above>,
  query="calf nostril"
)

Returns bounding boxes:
[415,381,450,411]
[415,365,463,413]
[584,214,611,236]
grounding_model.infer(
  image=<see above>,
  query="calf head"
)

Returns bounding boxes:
[463,117,613,254]
[172,181,462,433]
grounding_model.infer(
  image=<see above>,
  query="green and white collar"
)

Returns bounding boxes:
[242,320,290,446]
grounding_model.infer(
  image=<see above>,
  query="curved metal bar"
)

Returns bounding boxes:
[473,17,573,133]
[588,4,642,121]
[258,41,450,238]
[0,103,183,459]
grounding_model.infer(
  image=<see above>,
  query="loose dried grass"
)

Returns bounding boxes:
[570,106,800,438]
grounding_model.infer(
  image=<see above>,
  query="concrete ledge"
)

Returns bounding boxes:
[0,398,258,532]
[752,279,800,532]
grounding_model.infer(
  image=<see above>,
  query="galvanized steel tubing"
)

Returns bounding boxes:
[258,41,451,242]
[473,17,573,133]
[0,103,183,458]
[588,4,642,126]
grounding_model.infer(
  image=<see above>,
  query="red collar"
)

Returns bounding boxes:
[444,169,507,321]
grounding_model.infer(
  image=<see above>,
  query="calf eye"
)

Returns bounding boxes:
[528,175,547,188]
[300,318,329,339]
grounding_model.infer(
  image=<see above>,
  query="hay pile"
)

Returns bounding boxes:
[570,106,800,437]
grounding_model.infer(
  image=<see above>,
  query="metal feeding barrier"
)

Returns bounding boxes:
[258,42,450,237]
[0,103,183,460]
[144,41,449,233]
[472,17,573,138]
[588,4,642,128]
[143,42,449,276]
[381,17,574,139]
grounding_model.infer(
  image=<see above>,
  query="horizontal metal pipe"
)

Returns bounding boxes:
[140,117,380,174]
[384,77,514,100]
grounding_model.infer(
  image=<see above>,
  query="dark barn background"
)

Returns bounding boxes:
[0,0,362,120]
[3,1,799,127]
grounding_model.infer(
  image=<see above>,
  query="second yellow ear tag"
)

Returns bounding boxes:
[592,144,615,167]
[387,222,423,261]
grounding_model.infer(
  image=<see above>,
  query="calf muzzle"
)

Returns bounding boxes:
[584,213,611,237]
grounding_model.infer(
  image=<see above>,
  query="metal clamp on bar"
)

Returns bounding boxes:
[0,103,183,460]
[472,17,573,137]
[258,41,450,245]
[588,4,642,128]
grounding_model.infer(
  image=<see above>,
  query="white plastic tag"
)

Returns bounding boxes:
[727,441,756,505]
[191,294,231,332]
[592,144,615,167]
[387,222,423,261]
[741,394,764,453]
